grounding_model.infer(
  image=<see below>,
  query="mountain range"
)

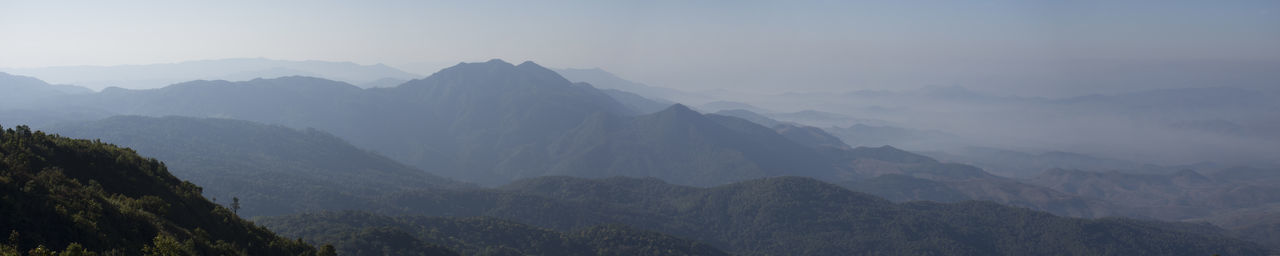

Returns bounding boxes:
[3,59,1278,254]
[1,58,421,90]
[0,60,1187,218]
[46,115,469,217]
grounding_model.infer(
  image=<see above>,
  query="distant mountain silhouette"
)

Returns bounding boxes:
[713,109,786,128]
[826,123,960,149]
[713,109,851,150]
[596,86,676,114]
[1,58,421,90]
[0,72,92,107]
[554,67,703,103]
[697,101,770,113]
[918,147,1148,178]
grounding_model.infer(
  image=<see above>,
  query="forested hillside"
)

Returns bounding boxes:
[0,125,323,255]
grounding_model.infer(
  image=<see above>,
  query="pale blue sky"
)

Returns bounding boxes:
[2,0,1277,95]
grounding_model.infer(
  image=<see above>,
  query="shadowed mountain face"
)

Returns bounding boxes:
[46,116,469,217]
[544,104,840,185]
[381,60,637,184]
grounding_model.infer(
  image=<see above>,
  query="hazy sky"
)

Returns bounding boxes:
[2,0,1277,96]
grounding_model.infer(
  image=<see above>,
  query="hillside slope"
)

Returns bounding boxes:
[47,116,470,217]
[0,125,323,255]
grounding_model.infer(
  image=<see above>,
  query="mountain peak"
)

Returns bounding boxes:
[658,104,702,118]
[485,58,512,65]
[415,59,576,88]
[666,103,694,112]
[517,60,541,68]
[638,104,713,129]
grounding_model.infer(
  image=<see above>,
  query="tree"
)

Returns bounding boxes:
[58,243,95,256]
[142,234,194,256]
[27,245,55,256]
[317,244,337,256]
[3,231,19,256]
[231,197,240,215]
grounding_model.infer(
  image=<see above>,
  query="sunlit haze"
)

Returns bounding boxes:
[3,0,1277,96]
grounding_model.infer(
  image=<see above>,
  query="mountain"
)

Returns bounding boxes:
[46,116,469,217]
[260,211,729,256]
[544,104,839,185]
[597,87,676,114]
[0,125,320,255]
[1,58,421,90]
[380,60,638,185]
[1209,166,1280,185]
[809,85,1280,166]
[773,124,851,150]
[359,77,411,88]
[353,176,1270,255]
[767,110,867,127]
[13,68,1110,214]
[919,147,1150,178]
[3,60,1150,215]
[712,109,785,128]
[1029,167,1280,247]
[1029,168,1280,220]
[711,109,850,150]
[840,174,971,202]
[825,123,961,149]
[1054,86,1272,111]
[0,72,92,108]
[554,68,702,103]
[13,60,641,185]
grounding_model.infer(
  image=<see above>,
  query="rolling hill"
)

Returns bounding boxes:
[306,176,1272,256]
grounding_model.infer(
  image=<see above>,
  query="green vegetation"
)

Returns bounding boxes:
[259,211,728,256]
[0,124,321,255]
